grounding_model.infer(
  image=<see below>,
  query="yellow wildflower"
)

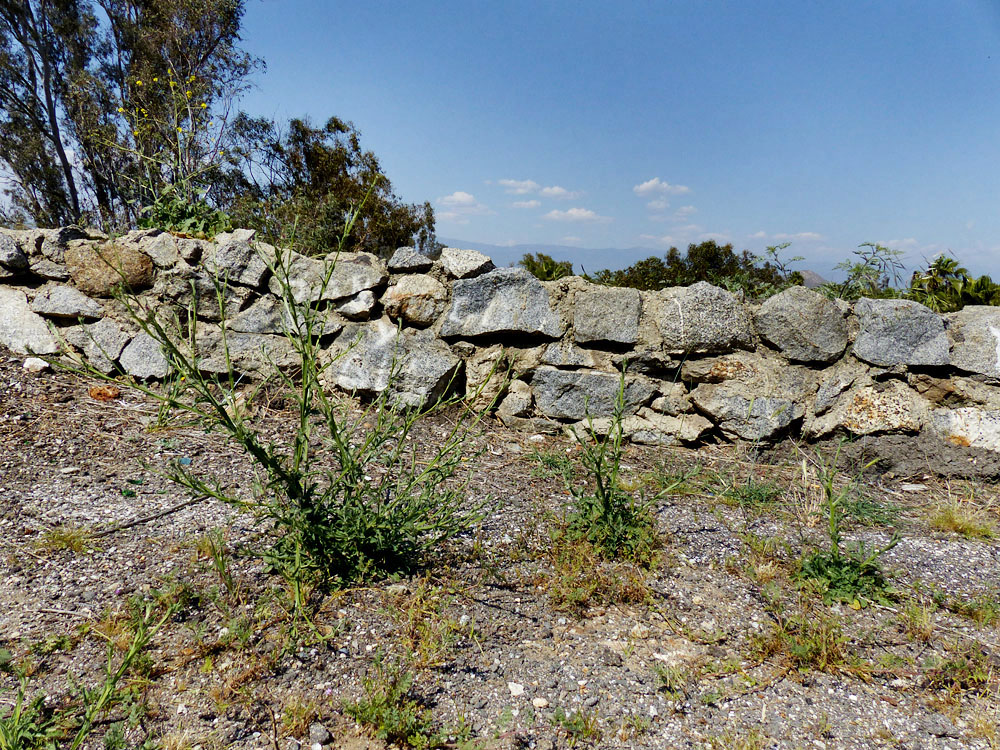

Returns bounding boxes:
[188,75,196,82]
[135,79,142,85]
[169,81,176,88]
[200,102,207,108]
[152,77,158,82]
[132,130,139,136]
[186,90,192,98]
[117,107,124,113]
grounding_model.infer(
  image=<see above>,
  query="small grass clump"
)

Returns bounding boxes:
[36,524,96,554]
[527,448,574,482]
[723,476,783,512]
[929,498,997,540]
[551,707,601,746]
[545,537,651,613]
[754,611,850,673]
[344,656,446,749]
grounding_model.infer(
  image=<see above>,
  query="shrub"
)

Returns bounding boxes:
[518,252,573,281]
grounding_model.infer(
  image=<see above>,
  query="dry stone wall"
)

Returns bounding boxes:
[4,226,1000,459]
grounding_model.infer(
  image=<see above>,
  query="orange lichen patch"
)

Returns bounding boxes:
[946,434,973,447]
[88,385,121,402]
[706,358,750,382]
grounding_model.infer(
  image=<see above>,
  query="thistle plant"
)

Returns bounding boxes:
[112,71,231,237]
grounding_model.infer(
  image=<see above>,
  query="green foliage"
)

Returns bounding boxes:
[755,611,849,672]
[907,254,1000,312]
[219,115,437,256]
[138,182,231,238]
[518,252,573,281]
[794,443,898,606]
[97,201,481,596]
[587,240,801,297]
[823,242,905,300]
[527,447,574,481]
[343,657,446,749]
[0,0,255,228]
[724,477,783,511]
[551,707,602,746]
[562,373,662,565]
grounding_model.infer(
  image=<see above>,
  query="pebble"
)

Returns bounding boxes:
[508,681,525,697]
[23,357,50,373]
[532,697,549,708]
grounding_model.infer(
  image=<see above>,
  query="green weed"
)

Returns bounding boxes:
[551,707,601,746]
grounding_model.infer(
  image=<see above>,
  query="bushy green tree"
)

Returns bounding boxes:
[588,240,801,296]
[518,251,573,280]
[908,254,1000,311]
[217,114,437,257]
[0,0,255,228]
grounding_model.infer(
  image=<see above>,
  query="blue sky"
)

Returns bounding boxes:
[237,1,1000,278]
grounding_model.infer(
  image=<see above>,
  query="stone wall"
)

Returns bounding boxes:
[4,226,1000,459]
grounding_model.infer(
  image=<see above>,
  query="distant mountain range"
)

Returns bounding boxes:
[439,237,829,287]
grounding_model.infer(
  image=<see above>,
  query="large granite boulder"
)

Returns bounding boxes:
[65,241,154,296]
[530,366,655,420]
[947,306,1000,378]
[754,286,848,362]
[270,250,387,304]
[202,229,270,289]
[194,326,299,376]
[804,380,930,438]
[0,287,60,355]
[388,246,433,273]
[645,282,753,354]
[119,332,170,379]
[228,295,343,337]
[0,233,28,273]
[383,274,448,327]
[573,285,641,346]
[324,318,462,408]
[852,298,949,367]
[64,318,132,374]
[440,268,564,339]
[438,247,495,279]
[30,284,103,320]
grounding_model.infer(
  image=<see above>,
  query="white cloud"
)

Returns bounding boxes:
[633,177,690,197]
[675,224,703,234]
[639,233,677,246]
[512,199,540,209]
[882,237,919,250]
[561,235,582,243]
[773,231,823,242]
[697,232,731,243]
[646,198,670,211]
[498,179,540,194]
[673,205,697,220]
[436,191,491,223]
[540,185,580,199]
[543,207,612,223]
[750,230,768,239]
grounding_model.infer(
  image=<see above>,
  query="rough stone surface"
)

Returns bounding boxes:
[0,233,28,271]
[464,344,544,410]
[690,384,797,441]
[325,318,462,408]
[195,327,299,376]
[540,340,598,368]
[928,407,1000,451]
[805,380,930,438]
[852,298,949,367]
[530,366,655,420]
[151,265,253,322]
[41,226,91,263]
[498,380,533,418]
[65,242,154,296]
[202,229,269,288]
[119,332,170,379]
[79,318,132,374]
[270,251,387,304]
[946,306,1000,378]
[336,289,376,320]
[647,282,754,353]
[228,295,343,337]
[388,246,433,273]
[754,286,848,362]
[0,287,60,355]
[649,383,692,416]
[29,258,71,281]
[573,285,641,346]
[628,410,713,446]
[139,231,182,268]
[383,274,448,327]
[30,284,104,320]
[438,247,495,279]
[441,268,564,339]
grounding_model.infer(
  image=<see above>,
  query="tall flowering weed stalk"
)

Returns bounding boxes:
[114,71,231,237]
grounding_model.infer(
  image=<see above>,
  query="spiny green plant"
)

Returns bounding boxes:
[551,707,602,746]
[518,252,573,281]
[794,442,898,606]
[562,372,660,565]
[824,242,906,300]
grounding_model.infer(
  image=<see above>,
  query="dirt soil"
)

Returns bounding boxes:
[1,353,999,750]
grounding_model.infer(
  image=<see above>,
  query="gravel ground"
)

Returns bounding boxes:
[1,353,999,750]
